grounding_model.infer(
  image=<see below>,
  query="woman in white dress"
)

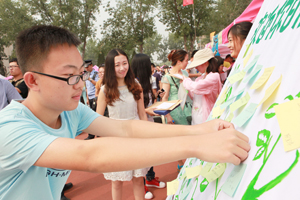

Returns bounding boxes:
[97,49,148,200]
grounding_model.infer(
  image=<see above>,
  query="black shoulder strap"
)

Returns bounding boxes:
[170,75,179,90]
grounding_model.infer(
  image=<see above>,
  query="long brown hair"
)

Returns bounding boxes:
[103,49,141,106]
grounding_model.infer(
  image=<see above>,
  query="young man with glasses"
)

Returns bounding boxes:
[0,25,250,200]
[8,58,28,98]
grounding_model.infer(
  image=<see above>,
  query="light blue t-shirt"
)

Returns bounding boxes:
[0,78,22,110]
[0,101,99,200]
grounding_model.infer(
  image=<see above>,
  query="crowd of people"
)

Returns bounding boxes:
[0,21,252,200]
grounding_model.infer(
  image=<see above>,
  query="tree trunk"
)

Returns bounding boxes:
[183,35,188,52]
[82,38,86,59]
[139,44,143,53]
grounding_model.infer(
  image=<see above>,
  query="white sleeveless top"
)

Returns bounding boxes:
[101,85,139,120]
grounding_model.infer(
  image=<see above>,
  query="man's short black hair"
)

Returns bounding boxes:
[225,54,232,59]
[16,25,81,74]
[9,58,18,64]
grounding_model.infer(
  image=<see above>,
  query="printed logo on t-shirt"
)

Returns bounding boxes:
[46,168,70,178]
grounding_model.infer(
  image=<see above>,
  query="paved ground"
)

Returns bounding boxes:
[65,133,179,200]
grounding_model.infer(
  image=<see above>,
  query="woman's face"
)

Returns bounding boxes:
[196,61,209,74]
[114,55,129,80]
[98,67,105,79]
[180,54,189,69]
[227,32,245,58]
[218,65,223,73]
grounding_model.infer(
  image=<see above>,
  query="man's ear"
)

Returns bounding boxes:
[24,72,40,91]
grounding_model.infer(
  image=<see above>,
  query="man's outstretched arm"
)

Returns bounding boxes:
[34,126,250,172]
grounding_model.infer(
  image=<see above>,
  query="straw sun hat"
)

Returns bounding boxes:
[186,48,214,70]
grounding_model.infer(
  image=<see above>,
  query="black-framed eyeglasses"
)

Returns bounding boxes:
[31,71,90,85]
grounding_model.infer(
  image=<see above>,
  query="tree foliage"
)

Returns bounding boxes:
[158,0,213,55]
[208,0,253,34]
[143,32,162,60]
[82,38,101,65]
[24,0,101,58]
[101,0,157,54]
[0,0,101,66]
[157,32,184,64]
[0,0,35,75]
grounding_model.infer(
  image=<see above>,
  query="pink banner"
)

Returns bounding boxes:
[221,0,264,44]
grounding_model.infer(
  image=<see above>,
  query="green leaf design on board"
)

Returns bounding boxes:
[200,178,209,192]
[253,146,265,161]
[225,86,232,102]
[256,129,270,147]
[190,178,199,200]
[243,44,251,58]
[284,95,294,101]
[265,103,279,119]
[296,91,300,98]
[180,177,187,191]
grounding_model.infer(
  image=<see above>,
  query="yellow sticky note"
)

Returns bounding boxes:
[243,48,253,67]
[199,162,213,177]
[258,75,282,106]
[185,165,203,179]
[250,66,275,90]
[167,179,179,196]
[230,92,250,112]
[274,98,300,152]
[205,163,227,182]
[225,112,234,122]
[227,70,246,84]
[216,86,228,106]
[212,106,225,118]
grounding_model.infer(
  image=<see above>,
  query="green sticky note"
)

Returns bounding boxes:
[225,112,234,122]
[230,92,250,112]
[227,69,240,79]
[244,55,260,72]
[231,103,258,127]
[242,64,263,84]
[200,163,213,177]
[235,89,245,101]
[205,163,227,183]
[180,179,195,199]
[179,172,187,180]
[221,164,247,197]
[220,96,236,110]
[227,70,246,84]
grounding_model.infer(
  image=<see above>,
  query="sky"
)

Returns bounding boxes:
[94,0,169,40]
